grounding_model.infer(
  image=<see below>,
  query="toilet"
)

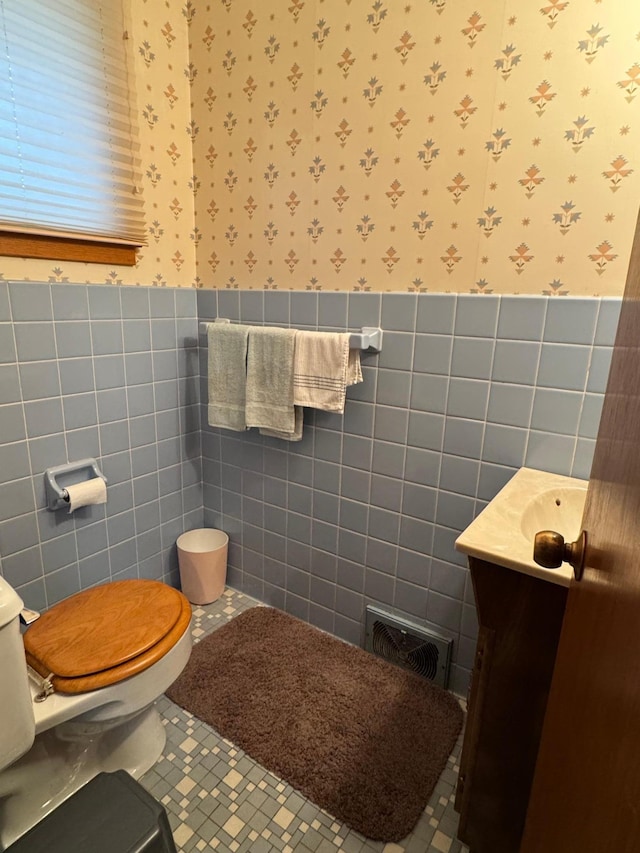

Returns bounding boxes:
[0,576,192,849]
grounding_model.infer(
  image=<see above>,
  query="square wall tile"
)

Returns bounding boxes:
[66,427,100,463]
[497,296,546,342]
[531,388,583,435]
[55,322,92,358]
[413,334,452,375]
[537,344,591,391]
[404,446,439,486]
[410,373,448,414]
[51,284,89,320]
[216,290,240,321]
[487,383,534,428]
[416,294,456,335]
[377,332,413,371]
[396,548,431,586]
[451,338,494,380]
[381,293,417,332]
[240,290,264,323]
[371,440,405,478]
[149,289,176,318]
[482,423,527,468]
[435,491,475,531]
[123,321,152,353]
[374,406,408,444]
[348,293,381,328]
[376,368,411,407]
[407,411,444,451]
[318,293,348,329]
[264,291,290,325]
[544,298,598,345]
[454,295,499,338]
[370,473,403,511]
[9,283,52,321]
[477,462,518,501]
[446,378,489,421]
[398,516,434,555]
[24,398,64,438]
[63,394,98,431]
[402,482,437,522]
[94,355,125,390]
[525,431,576,476]
[88,287,122,320]
[151,319,177,350]
[492,340,540,385]
[121,286,150,319]
[439,455,479,497]
[290,292,317,327]
[19,361,60,400]
[15,324,56,362]
[59,359,94,395]
[443,417,484,460]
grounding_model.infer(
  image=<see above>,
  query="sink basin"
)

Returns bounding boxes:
[520,486,586,542]
[456,468,588,586]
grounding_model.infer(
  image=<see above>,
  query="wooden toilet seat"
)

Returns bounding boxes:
[23,580,192,694]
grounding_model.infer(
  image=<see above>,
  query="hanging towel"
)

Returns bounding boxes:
[292,331,363,413]
[207,322,250,431]
[348,347,364,387]
[259,405,304,442]
[246,326,298,438]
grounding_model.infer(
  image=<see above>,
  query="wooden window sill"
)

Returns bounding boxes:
[0,232,138,266]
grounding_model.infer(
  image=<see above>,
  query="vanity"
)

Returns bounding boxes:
[454,468,587,853]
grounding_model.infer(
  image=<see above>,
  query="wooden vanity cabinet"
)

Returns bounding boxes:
[455,557,568,853]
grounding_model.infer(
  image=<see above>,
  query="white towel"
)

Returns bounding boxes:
[246,327,299,438]
[207,322,250,431]
[292,331,363,413]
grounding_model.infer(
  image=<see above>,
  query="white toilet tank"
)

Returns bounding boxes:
[0,578,35,772]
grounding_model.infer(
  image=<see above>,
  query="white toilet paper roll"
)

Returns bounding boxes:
[65,478,107,513]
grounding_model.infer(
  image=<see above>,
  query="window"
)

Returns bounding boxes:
[0,0,145,265]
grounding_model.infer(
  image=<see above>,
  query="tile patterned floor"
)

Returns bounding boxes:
[141,589,469,853]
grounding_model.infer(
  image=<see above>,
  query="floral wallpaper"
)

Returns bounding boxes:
[0,0,638,294]
[190,0,640,296]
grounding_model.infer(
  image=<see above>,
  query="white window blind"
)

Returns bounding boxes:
[0,0,145,246]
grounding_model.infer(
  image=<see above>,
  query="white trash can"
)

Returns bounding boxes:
[176,528,229,605]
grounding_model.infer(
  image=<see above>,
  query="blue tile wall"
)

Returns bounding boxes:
[0,282,201,613]
[198,291,618,695]
[0,285,619,696]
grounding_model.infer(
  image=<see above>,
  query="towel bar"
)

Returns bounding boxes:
[198,320,383,353]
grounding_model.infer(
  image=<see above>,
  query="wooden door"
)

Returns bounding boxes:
[520,208,640,852]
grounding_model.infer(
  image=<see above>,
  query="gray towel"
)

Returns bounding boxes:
[260,406,304,442]
[245,326,298,437]
[207,322,250,431]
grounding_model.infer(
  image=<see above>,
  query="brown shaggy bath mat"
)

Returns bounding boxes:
[166,606,463,842]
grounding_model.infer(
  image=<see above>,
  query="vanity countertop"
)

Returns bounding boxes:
[455,467,588,587]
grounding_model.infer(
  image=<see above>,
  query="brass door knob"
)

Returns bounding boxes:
[533,530,587,581]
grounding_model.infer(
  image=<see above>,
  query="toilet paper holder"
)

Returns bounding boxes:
[44,458,108,512]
